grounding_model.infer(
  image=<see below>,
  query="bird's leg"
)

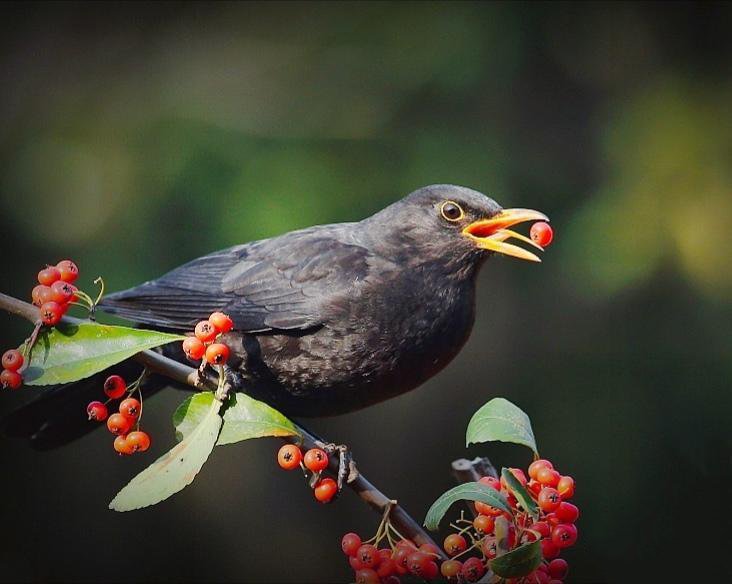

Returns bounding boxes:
[214,365,241,402]
[195,361,208,388]
[315,441,359,490]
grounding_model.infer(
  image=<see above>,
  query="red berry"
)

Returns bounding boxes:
[473,514,495,534]
[529,521,550,538]
[392,546,413,572]
[182,337,205,361]
[209,312,234,333]
[551,523,578,548]
[461,557,486,582]
[527,479,543,496]
[303,448,329,472]
[107,413,132,435]
[119,398,141,419]
[194,320,218,343]
[538,487,562,512]
[475,501,502,516]
[406,551,431,576]
[2,349,24,372]
[555,501,579,523]
[541,538,560,559]
[443,533,467,556]
[478,476,500,490]
[354,568,379,584]
[50,280,75,304]
[86,401,108,421]
[127,430,151,452]
[31,284,53,307]
[341,532,362,556]
[557,475,575,499]
[530,222,554,247]
[376,557,397,578]
[536,467,561,487]
[441,559,462,580]
[356,544,379,569]
[419,542,440,558]
[423,560,438,580]
[481,536,498,559]
[277,444,303,470]
[103,374,127,399]
[40,301,63,326]
[1,369,22,390]
[528,459,554,480]
[531,569,552,584]
[56,260,79,283]
[313,477,337,503]
[205,343,230,366]
[113,435,134,455]
[37,266,61,286]
[548,558,569,579]
[349,556,364,571]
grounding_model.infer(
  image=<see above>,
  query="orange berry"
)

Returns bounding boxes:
[209,312,234,333]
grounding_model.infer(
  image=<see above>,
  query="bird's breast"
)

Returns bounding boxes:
[235,271,478,415]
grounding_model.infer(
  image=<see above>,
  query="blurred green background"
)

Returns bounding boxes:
[1,2,730,582]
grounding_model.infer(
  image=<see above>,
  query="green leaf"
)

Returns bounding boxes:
[424,483,511,531]
[494,515,512,556]
[465,398,538,455]
[22,322,184,386]
[489,541,542,578]
[218,392,299,444]
[174,392,300,444]
[173,392,217,442]
[109,395,222,512]
[501,467,539,520]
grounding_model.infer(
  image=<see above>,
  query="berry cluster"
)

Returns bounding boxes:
[87,374,151,456]
[530,222,554,247]
[182,312,234,367]
[438,459,577,583]
[1,349,24,390]
[31,260,79,326]
[2,260,87,390]
[277,443,338,503]
[340,527,443,583]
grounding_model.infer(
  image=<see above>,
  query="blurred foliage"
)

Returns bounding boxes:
[0,2,730,583]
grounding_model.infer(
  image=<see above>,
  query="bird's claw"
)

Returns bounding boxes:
[315,441,359,490]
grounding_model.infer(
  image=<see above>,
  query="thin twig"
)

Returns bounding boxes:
[0,291,443,554]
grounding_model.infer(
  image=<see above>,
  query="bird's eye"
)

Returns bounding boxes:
[440,201,464,222]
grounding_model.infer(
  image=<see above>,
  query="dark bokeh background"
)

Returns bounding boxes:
[1,2,730,582]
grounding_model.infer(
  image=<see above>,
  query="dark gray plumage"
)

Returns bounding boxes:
[99,184,506,416]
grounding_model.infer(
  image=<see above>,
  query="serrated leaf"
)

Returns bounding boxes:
[109,395,222,512]
[465,398,538,455]
[173,392,300,444]
[501,467,539,520]
[489,541,542,578]
[22,322,184,386]
[424,483,511,531]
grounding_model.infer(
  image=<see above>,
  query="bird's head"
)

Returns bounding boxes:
[367,184,549,270]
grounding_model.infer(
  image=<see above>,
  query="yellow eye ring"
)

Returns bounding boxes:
[440,200,464,222]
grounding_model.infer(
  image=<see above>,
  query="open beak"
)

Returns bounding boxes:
[462,208,549,262]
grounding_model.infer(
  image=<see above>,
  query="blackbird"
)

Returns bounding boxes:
[4,184,547,447]
[99,184,547,416]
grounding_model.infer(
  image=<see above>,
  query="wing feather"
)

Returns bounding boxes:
[100,226,370,333]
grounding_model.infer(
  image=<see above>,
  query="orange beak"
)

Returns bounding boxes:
[462,208,549,262]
